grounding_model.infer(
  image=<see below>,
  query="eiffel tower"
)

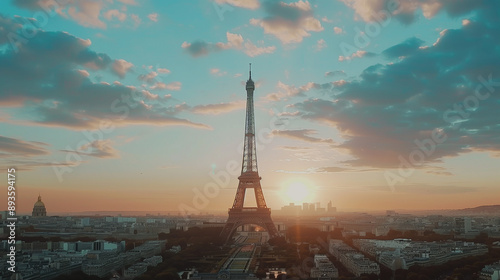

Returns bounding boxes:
[220,64,279,243]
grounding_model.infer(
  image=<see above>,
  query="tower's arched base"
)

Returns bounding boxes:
[220,208,279,243]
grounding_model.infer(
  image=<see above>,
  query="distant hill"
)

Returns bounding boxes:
[401,205,500,216]
[454,205,500,215]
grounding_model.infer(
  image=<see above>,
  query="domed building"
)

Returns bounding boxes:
[32,195,47,217]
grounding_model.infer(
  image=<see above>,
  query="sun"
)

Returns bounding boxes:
[285,181,311,203]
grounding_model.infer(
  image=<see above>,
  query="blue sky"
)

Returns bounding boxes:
[0,0,499,214]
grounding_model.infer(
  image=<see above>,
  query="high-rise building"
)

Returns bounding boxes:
[327,200,337,213]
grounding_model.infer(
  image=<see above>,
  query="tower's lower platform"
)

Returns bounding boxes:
[220,207,279,243]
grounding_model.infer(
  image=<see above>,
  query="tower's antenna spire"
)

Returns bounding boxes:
[249,63,252,80]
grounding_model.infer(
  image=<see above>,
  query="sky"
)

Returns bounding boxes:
[0,0,499,215]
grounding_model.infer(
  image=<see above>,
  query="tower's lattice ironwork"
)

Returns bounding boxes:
[219,64,279,242]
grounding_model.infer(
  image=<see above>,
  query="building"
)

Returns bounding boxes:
[310,254,339,279]
[480,261,500,280]
[82,251,122,278]
[123,263,148,279]
[32,195,47,217]
[281,203,302,216]
[329,240,380,277]
[327,201,337,214]
[353,239,488,270]
[455,217,472,232]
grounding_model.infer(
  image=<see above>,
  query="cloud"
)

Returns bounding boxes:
[131,14,141,27]
[12,0,106,28]
[0,23,208,130]
[206,32,245,50]
[321,16,333,23]
[243,40,276,57]
[150,81,182,91]
[67,1,107,28]
[263,81,330,101]
[117,0,137,4]
[382,37,424,58]
[191,100,245,115]
[76,139,120,158]
[339,50,376,61]
[339,0,492,24]
[250,0,323,44]
[214,0,260,10]
[209,68,227,76]
[279,146,312,151]
[11,0,141,29]
[104,9,127,22]
[112,59,134,78]
[0,136,50,157]
[334,26,344,34]
[148,13,158,22]
[313,166,355,173]
[333,80,348,87]
[394,184,476,194]
[292,1,500,168]
[315,39,326,51]
[426,170,453,176]
[138,71,158,83]
[181,41,214,57]
[0,15,23,45]
[157,68,170,74]
[0,159,80,172]
[325,70,346,77]
[271,129,334,143]
[182,32,275,57]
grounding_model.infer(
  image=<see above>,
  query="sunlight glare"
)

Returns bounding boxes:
[285,181,310,203]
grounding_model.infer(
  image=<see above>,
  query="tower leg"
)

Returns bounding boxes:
[220,209,279,243]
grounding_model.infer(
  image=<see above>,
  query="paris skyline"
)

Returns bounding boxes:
[1,0,500,214]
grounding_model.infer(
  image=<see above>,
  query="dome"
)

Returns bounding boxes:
[32,195,47,217]
[34,201,45,207]
[34,195,45,206]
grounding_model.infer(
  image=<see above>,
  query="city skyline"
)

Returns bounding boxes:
[1,0,500,214]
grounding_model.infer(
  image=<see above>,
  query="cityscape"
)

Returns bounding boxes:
[1,0,500,280]
[1,197,500,279]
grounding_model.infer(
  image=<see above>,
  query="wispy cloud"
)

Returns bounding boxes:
[0,136,50,157]
[191,100,245,115]
[214,0,260,10]
[315,39,327,51]
[12,0,141,29]
[339,50,376,61]
[250,0,323,44]
[148,13,159,22]
[73,140,120,158]
[182,32,275,57]
[271,129,334,143]
[339,0,492,24]
[263,81,331,101]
